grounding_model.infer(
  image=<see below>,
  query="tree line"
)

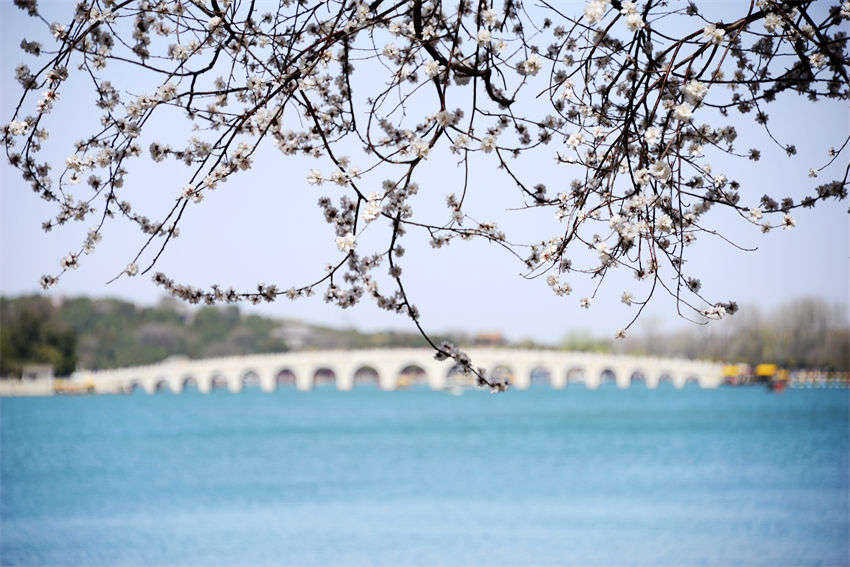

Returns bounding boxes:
[0,294,448,376]
[613,297,849,370]
[1,295,287,376]
[2,294,846,377]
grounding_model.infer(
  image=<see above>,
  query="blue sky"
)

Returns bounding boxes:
[1,3,847,342]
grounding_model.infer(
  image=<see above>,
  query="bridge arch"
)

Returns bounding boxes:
[657,371,675,388]
[489,363,514,385]
[181,375,199,392]
[275,368,297,388]
[599,367,617,386]
[312,367,336,388]
[446,363,473,387]
[529,365,553,387]
[397,363,427,388]
[682,374,700,388]
[353,365,380,387]
[240,369,261,390]
[208,372,228,392]
[630,369,648,388]
[565,366,586,386]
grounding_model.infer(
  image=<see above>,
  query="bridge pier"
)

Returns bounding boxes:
[259,369,276,393]
[142,376,170,394]
[292,364,312,391]
[227,375,242,393]
[584,365,603,389]
[551,369,568,389]
[512,365,533,390]
[614,365,631,389]
[371,363,393,390]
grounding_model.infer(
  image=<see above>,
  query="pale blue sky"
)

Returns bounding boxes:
[1,3,847,342]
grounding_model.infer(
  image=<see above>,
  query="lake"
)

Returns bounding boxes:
[1,385,847,566]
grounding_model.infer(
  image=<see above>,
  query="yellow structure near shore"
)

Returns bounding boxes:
[53,379,95,395]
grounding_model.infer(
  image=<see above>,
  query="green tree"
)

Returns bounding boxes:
[1,296,77,376]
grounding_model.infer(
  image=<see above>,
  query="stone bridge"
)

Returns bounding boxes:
[70,348,725,394]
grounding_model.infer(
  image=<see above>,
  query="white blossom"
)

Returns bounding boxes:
[363,193,383,222]
[523,54,543,76]
[336,233,356,253]
[809,53,828,69]
[37,90,59,114]
[566,132,583,149]
[782,213,796,230]
[764,13,781,32]
[620,1,638,14]
[649,160,672,182]
[634,167,651,186]
[480,135,496,153]
[702,24,725,44]
[683,80,708,102]
[625,13,644,31]
[8,120,29,136]
[329,169,349,186]
[382,44,399,58]
[701,304,727,320]
[424,60,444,78]
[673,102,693,121]
[60,254,79,270]
[50,23,66,40]
[410,138,430,159]
[585,0,608,25]
[644,127,661,146]
[655,213,673,233]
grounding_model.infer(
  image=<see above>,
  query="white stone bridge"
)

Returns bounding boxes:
[70,348,724,394]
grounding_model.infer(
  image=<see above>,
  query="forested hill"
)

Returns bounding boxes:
[0,295,433,376]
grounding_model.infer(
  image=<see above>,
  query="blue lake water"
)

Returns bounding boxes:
[1,385,848,566]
